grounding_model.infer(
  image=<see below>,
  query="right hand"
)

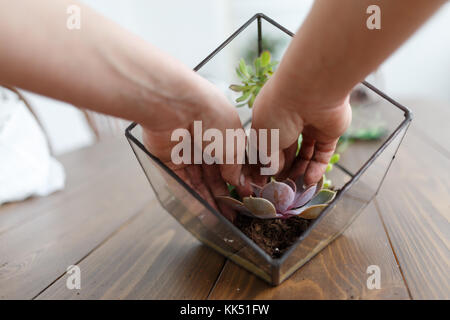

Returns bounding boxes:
[250,70,352,186]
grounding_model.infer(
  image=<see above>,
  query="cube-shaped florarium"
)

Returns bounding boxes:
[125,14,412,285]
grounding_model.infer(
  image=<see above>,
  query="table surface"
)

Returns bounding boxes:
[0,99,449,300]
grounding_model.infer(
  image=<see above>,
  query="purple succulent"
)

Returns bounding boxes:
[217,176,336,220]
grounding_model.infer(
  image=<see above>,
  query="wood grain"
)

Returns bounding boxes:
[375,127,450,299]
[36,201,225,300]
[208,202,410,300]
[0,138,152,299]
[2,99,448,300]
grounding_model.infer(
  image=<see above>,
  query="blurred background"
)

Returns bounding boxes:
[21,0,450,155]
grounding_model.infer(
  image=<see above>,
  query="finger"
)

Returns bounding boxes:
[184,165,218,211]
[304,138,339,186]
[202,164,236,222]
[219,163,242,189]
[201,95,246,187]
[276,141,298,181]
[235,163,255,197]
[251,98,302,182]
[288,133,315,182]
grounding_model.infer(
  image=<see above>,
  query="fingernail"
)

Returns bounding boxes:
[239,173,246,186]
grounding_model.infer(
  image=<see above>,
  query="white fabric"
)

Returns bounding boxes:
[0,91,65,205]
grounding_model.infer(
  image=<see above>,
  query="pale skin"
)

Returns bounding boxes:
[0,0,445,221]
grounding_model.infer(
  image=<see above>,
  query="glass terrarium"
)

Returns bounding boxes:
[125,14,412,285]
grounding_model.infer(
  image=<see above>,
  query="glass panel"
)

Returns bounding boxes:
[278,122,409,283]
[338,92,406,175]
[195,17,259,125]
[127,125,274,283]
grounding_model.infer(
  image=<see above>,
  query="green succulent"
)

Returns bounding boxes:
[229,51,278,108]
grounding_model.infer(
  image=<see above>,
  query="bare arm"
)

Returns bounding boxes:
[0,0,215,131]
[252,0,445,185]
[0,0,246,217]
[278,0,446,105]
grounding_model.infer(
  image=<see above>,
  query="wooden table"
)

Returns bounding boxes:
[0,99,448,300]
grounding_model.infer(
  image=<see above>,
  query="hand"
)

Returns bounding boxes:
[142,73,244,221]
[250,71,352,186]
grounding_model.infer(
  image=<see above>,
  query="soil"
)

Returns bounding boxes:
[235,215,312,258]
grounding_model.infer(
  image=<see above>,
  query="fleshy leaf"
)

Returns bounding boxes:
[216,196,253,216]
[283,178,296,194]
[239,58,250,78]
[236,90,251,102]
[260,181,295,213]
[260,51,271,67]
[291,184,316,209]
[308,189,336,206]
[330,153,340,164]
[243,197,277,218]
[298,204,327,219]
[229,84,246,92]
[284,204,327,219]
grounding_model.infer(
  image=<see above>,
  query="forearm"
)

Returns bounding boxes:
[0,0,203,129]
[276,0,445,106]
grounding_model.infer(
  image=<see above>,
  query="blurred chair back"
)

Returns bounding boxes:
[0,85,53,155]
[81,110,130,142]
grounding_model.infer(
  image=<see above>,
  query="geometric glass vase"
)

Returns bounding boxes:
[125,13,412,285]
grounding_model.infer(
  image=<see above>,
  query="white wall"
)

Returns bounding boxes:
[28,0,233,155]
[381,3,450,102]
[26,0,450,155]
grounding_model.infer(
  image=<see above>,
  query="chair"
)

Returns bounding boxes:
[81,109,130,142]
[0,85,53,155]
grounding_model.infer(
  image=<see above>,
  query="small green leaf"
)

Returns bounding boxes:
[247,64,255,77]
[239,58,250,78]
[326,163,333,173]
[227,183,240,200]
[254,58,261,77]
[330,153,340,164]
[236,90,251,102]
[260,51,271,67]
[323,175,332,189]
[229,84,245,92]
[236,67,244,80]
[296,134,303,156]
[230,52,279,109]
[248,93,256,108]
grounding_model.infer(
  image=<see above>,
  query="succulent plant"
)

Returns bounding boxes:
[229,51,278,108]
[217,176,336,220]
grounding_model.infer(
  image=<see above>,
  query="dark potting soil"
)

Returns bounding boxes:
[235,215,312,258]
